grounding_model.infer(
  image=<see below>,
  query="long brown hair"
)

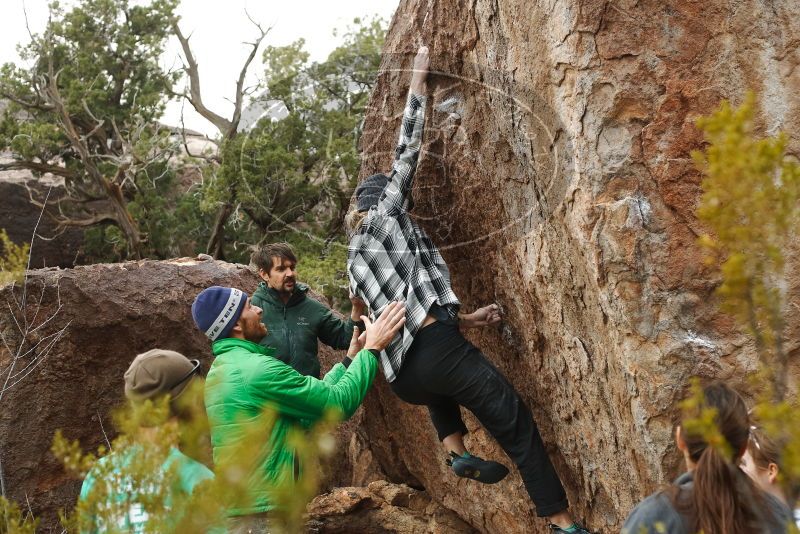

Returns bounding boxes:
[672,382,776,534]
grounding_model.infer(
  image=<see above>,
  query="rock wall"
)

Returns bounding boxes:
[0,259,363,532]
[354,0,800,532]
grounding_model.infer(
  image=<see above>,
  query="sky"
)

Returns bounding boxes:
[0,0,398,136]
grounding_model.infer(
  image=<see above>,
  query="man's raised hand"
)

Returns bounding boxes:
[349,292,367,321]
[362,301,406,352]
[409,46,429,94]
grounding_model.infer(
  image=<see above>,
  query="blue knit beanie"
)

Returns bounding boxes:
[192,286,248,341]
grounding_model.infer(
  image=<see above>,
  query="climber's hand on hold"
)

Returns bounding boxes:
[410,45,429,94]
[458,304,502,328]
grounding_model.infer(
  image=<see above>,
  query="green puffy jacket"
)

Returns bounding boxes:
[251,282,356,378]
[204,337,377,517]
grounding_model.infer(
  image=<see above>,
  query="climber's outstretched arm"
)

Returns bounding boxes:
[377,46,430,217]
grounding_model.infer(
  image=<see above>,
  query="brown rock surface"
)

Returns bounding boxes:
[353,0,800,532]
[0,259,362,531]
[307,480,477,533]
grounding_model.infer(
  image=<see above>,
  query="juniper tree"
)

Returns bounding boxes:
[199,18,386,263]
[0,0,181,258]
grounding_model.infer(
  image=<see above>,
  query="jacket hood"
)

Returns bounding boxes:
[253,281,309,308]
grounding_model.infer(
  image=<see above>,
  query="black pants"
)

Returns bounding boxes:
[390,321,568,517]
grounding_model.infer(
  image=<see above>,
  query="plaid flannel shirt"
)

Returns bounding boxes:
[348,92,461,382]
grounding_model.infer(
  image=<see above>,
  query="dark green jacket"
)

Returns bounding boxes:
[251,282,356,378]
[204,338,377,516]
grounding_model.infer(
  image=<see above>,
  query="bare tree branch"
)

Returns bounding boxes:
[53,212,118,227]
[171,22,235,136]
[0,160,77,180]
[206,202,232,259]
[0,91,55,112]
[172,14,271,140]
[97,411,112,451]
[179,101,220,163]
[21,186,51,329]
[231,14,273,134]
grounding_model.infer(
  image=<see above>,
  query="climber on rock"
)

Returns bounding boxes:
[191,286,405,533]
[344,45,590,533]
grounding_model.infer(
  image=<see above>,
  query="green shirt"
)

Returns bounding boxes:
[251,282,356,378]
[79,446,213,533]
[204,337,377,516]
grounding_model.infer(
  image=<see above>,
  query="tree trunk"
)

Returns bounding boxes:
[45,68,144,259]
[206,203,232,260]
[105,180,143,259]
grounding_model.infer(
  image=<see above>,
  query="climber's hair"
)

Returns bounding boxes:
[670,381,774,534]
[344,207,368,236]
[251,242,297,274]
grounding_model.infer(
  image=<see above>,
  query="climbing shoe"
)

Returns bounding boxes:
[548,522,592,534]
[445,451,509,483]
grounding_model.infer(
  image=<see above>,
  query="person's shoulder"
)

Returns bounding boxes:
[207,343,261,381]
[83,452,112,481]
[623,490,687,534]
[301,293,333,315]
[171,449,214,490]
[251,281,269,300]
[763,491,793,530]
[242,349,296,380]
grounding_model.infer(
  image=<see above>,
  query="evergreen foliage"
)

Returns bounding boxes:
[689,94,800,523]
[0,0,182,258]
[693,92,800,401]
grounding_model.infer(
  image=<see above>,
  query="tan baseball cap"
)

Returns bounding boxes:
[123,349,200,402]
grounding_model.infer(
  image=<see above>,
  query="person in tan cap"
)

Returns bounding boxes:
[78,349,214,533]
[123,348,201,403]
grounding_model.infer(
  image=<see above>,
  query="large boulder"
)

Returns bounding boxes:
[0,259,367,531]
[353,0,800,532]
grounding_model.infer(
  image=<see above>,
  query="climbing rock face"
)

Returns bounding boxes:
[0,259,360,531]
[356,0,800,531]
